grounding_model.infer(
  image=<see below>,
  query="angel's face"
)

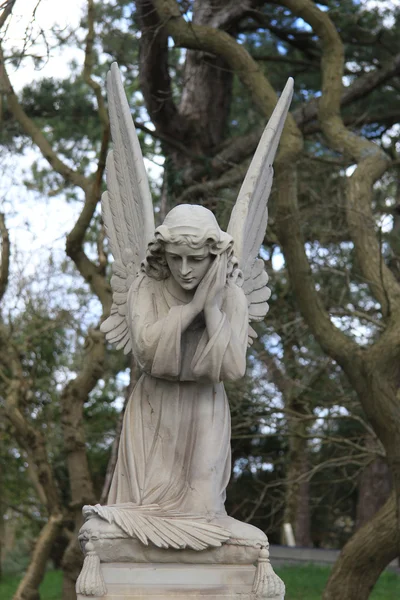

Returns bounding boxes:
[165,243,213,290]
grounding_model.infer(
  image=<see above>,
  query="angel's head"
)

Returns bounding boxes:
[143,204,238,290]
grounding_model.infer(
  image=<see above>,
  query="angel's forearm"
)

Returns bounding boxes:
[180,303,202,333]
[204,304,223,339]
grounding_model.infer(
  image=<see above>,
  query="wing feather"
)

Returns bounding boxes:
[100,63,155,353]
[227,78,293,267]
[107,63,154,262]
[227,79,293,339]
[101,312,125,333]
[82,505,230,551]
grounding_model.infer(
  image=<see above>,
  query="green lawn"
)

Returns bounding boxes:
[275,564,400,599]
[0,570,62,600]
[1,565,399,599]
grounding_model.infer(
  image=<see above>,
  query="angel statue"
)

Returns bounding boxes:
[76,63,293,600]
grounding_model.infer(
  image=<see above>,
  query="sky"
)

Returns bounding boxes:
[1,0,88,279]
[1,0,166,287]
[4,0,86,90]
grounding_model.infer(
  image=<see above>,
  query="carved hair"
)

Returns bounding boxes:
[143,231,240,282]
[143,204,242,283]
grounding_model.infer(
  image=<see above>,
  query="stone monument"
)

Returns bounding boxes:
[76,62,293,600]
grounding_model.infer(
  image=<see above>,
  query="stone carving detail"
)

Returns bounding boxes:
[82,504,230,550]
[76,62,293,599]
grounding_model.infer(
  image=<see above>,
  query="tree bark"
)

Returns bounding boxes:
[283,397,312,547]
[355,436,392,530]
[323,492,398,600]
[13,513,63,600]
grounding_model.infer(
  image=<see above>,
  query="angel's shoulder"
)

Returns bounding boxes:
[128,271,161,298]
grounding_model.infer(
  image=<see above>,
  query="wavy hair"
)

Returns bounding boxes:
[143,229,240,282]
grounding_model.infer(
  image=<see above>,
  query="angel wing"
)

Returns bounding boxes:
[227,78,294,344]
[100,63,155,354]
[82,504,230,551]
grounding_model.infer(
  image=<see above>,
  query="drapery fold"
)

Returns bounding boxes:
[108,274,248,516]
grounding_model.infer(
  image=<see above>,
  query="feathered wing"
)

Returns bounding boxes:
[82,504,230,551]
[227,78,294,343]
[100,63,155,354]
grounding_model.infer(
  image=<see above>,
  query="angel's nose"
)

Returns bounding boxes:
[179,257,191,276]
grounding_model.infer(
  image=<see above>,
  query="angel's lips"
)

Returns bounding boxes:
[179,277,195,287]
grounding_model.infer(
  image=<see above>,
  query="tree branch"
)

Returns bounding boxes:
[280,0,400,319]
[13,512,63,600]
[0,44,89,192]
[274,162,360,371]
[0,0,16,30]
[323,492,398,600]
[176,162,247,205]
[133,119,198,158]
[135,0,192,144]
[65,0,112,313]
[293,51,400,130]
[83,0,108,129]
[60,328,103,510]
[0,212,10,304]
[152,0,303,162]
[0,338,61,513]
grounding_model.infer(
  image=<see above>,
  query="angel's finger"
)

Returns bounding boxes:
[196,255,219,294]
[202,255,220,285]
[217,253,227,286]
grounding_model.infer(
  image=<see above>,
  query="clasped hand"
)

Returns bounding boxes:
[191,253,227,314]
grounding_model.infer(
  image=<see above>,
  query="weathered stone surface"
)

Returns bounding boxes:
[76,63,292,600]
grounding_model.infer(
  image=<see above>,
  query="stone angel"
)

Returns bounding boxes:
[77,63,293,600]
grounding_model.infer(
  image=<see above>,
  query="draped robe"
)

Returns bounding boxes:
[108,272,248,518]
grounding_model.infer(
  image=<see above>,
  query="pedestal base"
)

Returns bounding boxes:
[76,562,282,600]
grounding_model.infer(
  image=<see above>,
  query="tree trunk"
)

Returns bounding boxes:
[323,492,398,600]
[179,0,233,153]
[355,435,392,530]
[0,465,4,580]
[61,539,83,600]
[13,513,63,600]
[282,394,312,547]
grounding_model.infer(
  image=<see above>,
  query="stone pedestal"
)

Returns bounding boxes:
[76,561,284,600]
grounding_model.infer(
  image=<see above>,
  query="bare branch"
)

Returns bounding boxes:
[176,163,246,205]
[83,0,108,130]
[0,0,16,30]
[133,119,199,158]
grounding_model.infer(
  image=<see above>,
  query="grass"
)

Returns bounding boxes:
[0,565,399,599]
[275,564,400,600]
[0,570,62,600]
